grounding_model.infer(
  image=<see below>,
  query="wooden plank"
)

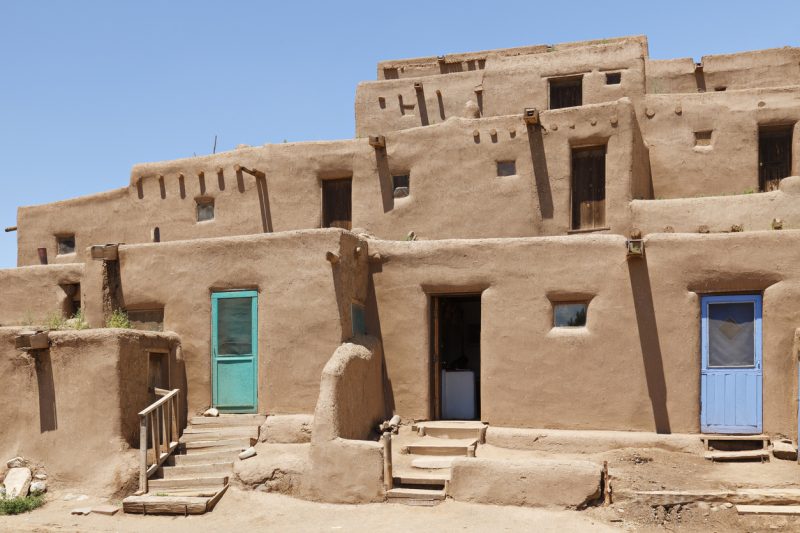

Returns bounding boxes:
[625,489,800,506]
[705,449,769,462]
[139,416,148,493]
[737,505,800,515]
[122,495,209,515]
[140,388,179,417]
[205,483,229,512]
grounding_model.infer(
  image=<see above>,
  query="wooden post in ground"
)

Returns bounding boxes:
[139,415,148,494]
[382,432,393,491]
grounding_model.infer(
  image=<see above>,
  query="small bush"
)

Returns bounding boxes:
[70,309,89,330]
[105,309,131,329]
[45,312,66,331]
[0,494,45,515]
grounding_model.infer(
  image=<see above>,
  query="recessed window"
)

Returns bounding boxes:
[549,76,583,109]
[605,72,621,85]
[553,302,588,327]
[571,146,606,230]
[196,198,215,222]
[56,235,75,255]
[322,177,352,230]
[695,130,713,147]
[496,161,517,177]
[759,125,794,192]
[128,308,165,332]
[714,86,727,92]
[393,174,410,198]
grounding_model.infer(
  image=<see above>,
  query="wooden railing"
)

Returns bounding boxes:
[138,388,180,494]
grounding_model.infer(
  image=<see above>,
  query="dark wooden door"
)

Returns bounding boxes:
[322,178,352,230]
[759,127,792,192]
[571,146,606,230]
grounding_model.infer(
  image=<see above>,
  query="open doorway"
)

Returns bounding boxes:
[430,294,481,420]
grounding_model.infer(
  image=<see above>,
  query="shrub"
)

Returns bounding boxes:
[0,494,45,515]
[70,309,89,330]
[105,309,131,329]
[45,312,66,331]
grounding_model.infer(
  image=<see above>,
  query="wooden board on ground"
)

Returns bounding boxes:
[737,505,800,515]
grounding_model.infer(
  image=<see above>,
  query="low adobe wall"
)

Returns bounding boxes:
[0,328,180,494]
[0,264,83,326]
[304,336,386,503]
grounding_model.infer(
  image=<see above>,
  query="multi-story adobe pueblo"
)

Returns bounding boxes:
[3,35,800,514]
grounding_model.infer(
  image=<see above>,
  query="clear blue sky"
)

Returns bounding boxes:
[1,1,798,267]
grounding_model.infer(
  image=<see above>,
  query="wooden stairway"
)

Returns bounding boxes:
[123,413,265,515]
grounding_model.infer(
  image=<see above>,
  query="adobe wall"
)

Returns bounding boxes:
[370,230,800,436]
[81,230,369,416]
[0,264,83,325]
[0,328,179,494]
[356,39,647,137]
[641,86,800,198]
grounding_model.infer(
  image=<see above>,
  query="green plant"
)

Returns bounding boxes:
[742,187,756,194]
[105,309,131,329]
[155,492,168,497]
[45,312,67,331]
[0,494,45,515]
[69,309,89,330]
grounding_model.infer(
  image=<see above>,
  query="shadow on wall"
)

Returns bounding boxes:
[366,262,395,416]
[35,350,57,432]
[375,149,394,213]
[527,125,554,220]
[627,258,671,434]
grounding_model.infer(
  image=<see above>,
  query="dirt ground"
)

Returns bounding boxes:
[3,444,800,532]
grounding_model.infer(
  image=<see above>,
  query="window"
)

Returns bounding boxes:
[759,125,793,192]
[605,72,621,85]
[694,130,713,147]
[571,146,606,230]
[196,197,215,221]
[392,174,410,198]
[322,178,352,229]
[496,161,516,177]
[553,302,588,327]
[549,76,583,109]
[57,235,75,255]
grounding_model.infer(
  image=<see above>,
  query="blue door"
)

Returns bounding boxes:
[701,294,762,434]
[212,291,258,413]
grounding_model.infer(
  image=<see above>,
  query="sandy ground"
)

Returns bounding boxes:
[0,488,617,532]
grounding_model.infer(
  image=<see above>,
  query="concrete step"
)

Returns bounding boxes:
[181,427,258,442]
[404,437,477,457]
[148,475,228,490]
[174,448,242,465]
[160,462,234,479]
[387,487,446,501]
[413,421,487,442]
[705,449,770,462]
[182,437,253,450]
[411,457,456,469]
[190,414,266,427]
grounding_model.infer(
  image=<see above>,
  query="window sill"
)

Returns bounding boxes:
[567,227,611,235]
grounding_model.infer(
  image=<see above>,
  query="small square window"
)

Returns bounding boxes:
[606,72,621,85]
[694,130,713,147]
[549,76,583,109]
[393,174,410,198]
[553,302,587,327]
[496,161,516,177]
[196,198,215,222]
[56,235,75,255]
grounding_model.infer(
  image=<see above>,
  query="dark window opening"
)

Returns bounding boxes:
[759,125,793,192]
[56,235,75,255]
[695,130,713,147]
[196,197,215,221]
[322,178,352,230]
[549,76,583,109]
[553,302,588,327]
[152,227,160,243]
[61,283,81,317]
[383,67,399,80]
[714,86,727,92]
[605,72,621,85]
[129,308,165,332]
[571,146,606,230]
[496,161,517,177]
[392,174,410,198]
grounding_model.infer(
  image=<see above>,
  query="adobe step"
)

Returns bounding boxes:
[412,421,487,442]
[159,462,234,479]
[181,437,254,450]
[189,414,266,427]
[173,448,243,465]
[387,487,446,501]
[393,470,449,486]
[404,437,477,457]
[180,427,258,442]
[148,475,229,490]
[704,449,770,462]
[123,485,228,515]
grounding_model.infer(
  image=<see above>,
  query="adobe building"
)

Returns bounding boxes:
[3,35,800,513]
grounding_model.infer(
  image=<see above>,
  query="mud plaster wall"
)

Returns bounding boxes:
[370,231,800,436]
[0,264,83,325]
[0,328,177,493]
[305,335,385,503]
[95,230,366,416]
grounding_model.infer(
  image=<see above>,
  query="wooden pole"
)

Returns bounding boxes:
[139,415,148,494]
[382,432,393,491]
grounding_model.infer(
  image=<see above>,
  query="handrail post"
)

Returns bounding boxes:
[139,414,148,494]
[382,431,393,491]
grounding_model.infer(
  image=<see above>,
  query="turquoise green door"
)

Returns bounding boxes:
[212,291,258,413]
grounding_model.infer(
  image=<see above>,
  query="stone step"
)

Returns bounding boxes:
[413,421,487,442]
[148,487,222,498]
[405,437,477,457]
[190,414,266,427]
[387,487,446,501]
[182,437,253,450]
[123,485,228,515]
[393,471,449,486]
[411,457,456,470]
[148,475,228,490]
[160,462,234,479]
[174,448,242,465]
[180,427,258,442]
[704,449,770,462]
